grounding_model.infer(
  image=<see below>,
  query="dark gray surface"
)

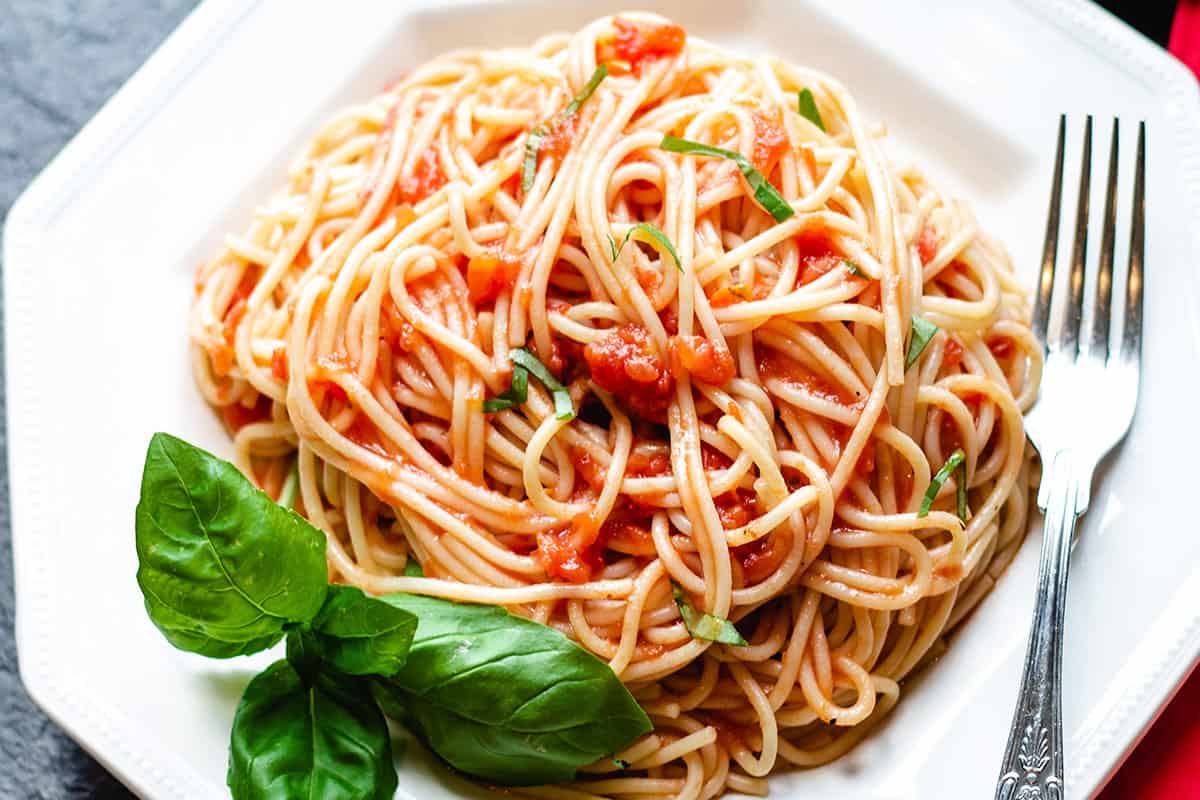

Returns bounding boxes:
[0,3,197,797]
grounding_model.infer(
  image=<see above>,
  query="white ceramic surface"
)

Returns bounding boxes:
[6,1,1199,798]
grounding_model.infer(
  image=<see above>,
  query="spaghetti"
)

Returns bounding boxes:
[190,13,1042,798]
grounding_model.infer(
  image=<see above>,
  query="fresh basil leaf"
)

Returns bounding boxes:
[844,259,864,277]
[919,448,967,519]
[522,125,547,192]
[798,88,826,132]
[299,585,418,677]
[905,316,939,370]
[377,593,651,785]
[660,135,794,222]
[563,64,608,116]
[403,559,424,577]
[135,433,328,657]
[614,222,682,272]
[672,583,747,646]
[510,347,575,420]
[228,660,397,800]
[483,364,529,413]
[606,234,620,262]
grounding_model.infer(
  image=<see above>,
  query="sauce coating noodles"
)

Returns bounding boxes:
[190,13,1042,798]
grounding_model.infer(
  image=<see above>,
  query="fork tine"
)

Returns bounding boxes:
[1088,119,1119,359]
[1056,115,1093,354]
[1033,115,1066,345]
[1121,121,1145,363]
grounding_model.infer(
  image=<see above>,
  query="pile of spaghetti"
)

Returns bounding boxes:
[191,13,1041,799]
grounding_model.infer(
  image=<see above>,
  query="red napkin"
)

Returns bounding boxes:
[1100,4,1200,798]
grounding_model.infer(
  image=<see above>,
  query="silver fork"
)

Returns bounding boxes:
[993,115,1145,800]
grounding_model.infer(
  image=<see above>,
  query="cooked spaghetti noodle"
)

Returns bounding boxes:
[190,13,1042,798]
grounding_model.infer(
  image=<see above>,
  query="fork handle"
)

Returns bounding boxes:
[994,449,1082,800]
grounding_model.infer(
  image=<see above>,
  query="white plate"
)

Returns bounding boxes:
[7,1,1199,798]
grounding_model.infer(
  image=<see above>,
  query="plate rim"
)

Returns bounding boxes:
[6,1,1199,798]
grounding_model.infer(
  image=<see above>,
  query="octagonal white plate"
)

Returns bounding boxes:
[6,1,1200,798]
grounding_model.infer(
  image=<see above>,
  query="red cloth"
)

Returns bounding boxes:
[1100,665,1200,799]
[1169,0,1200,78]
[1101,15,1200,799]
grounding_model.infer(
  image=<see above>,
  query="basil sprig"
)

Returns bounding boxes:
[905,315,939,370]
[844,258,864,277]
[660,135,795,222]
[136,433,329,658]
[918,448,969,522]
[485,347,575,420]
[228,661,397,800]
[672,583,747,646]
[522,64,608,191]
[135,434,645,797]
[798,88,826,132]
[609,222,682,272]
[375,593,653,785]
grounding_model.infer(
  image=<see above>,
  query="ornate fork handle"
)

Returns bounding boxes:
[995,449,1083,800]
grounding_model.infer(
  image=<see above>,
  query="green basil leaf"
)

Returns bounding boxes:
[563,64,608,116]
[844,258,864,277]
[798,88,826,132]
[228,660,397,800]
[614,222,682,272]
[660,135,794,222]
[304,585,417,677]
[905,316,940,370]
[510,347,575,420]
[135,433,328,657]
[672,583,747,646]
[378,593,651,785]
[482,364,529,413]
[522,125,547,192]
[919,448,967,518]
[606,234,620,262]
[403,559,424,577]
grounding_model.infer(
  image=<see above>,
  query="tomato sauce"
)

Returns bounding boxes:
[379,296,419,354]
[757,347,852,405]
[942,337,964,370]
[344,414,390,458]
[917,224,940,264]
[270,346,288,381]
[584,324,675,420]
[397,146,446,206]
[715,488,757,529]
[608,18,687,75]
[795,231,844,286]
[570,445,607,492]
[466,251,523,305]
[734,527,793,584]
[751,110,788,175]
[987,336,1015,360]
[220,393,272,434]
[669,335,736,386]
